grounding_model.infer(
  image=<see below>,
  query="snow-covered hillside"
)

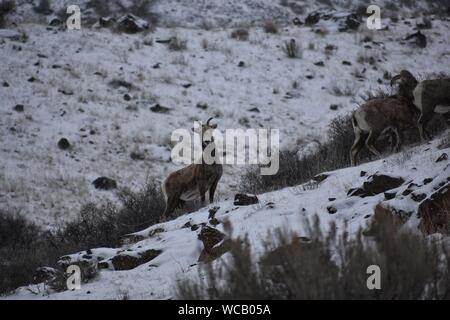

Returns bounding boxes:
[6,134,450,300]
[1,2,449,226]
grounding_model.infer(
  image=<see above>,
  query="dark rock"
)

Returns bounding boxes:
[342,61,352,66]
[196,102,208,110]
[418,183,450,234]
[305,12,320,25]
[209,218,220,226]
[182,83,192,89]
[405,30,427,48]
[344,13,360,30]
[314,61,324,66]
[3,81,9,87]
[98,16,116,28]
[384,191,397,200]
[313,173,329,183]
[190,224,199,231]
[108,79,133,90]
[58,88,74,95]
[360,171,367,177]
[123,93,131,101]
[436,153,448,162]
[238,61,245,67]
[197,226,231,263]
[130,151,145,160]
[13,104,24,112]
[150,104,171,114]
[423,178,433,185]
[208,206,219,219]
[364,174,405,194]
[28,76,36,82]
[234,193,258,206]
[92,177,117,190]
[32,267,59,284]
[328,197,336,201]
[292,17,303,26]
[411,193,427,202]
[117,14,149,34]
[248,107,260,113]
[329,104,339,111]
[327,206,337,214]
[111,249,162,270]
[57,138,71,150]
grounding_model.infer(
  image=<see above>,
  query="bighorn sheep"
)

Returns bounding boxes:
[350,97,418,166]
[162,118,223,219]
[391,70,450,140]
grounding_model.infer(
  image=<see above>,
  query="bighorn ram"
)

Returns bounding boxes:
[391,70,450,140]
[350,97,418,166]
[162,118,223,219]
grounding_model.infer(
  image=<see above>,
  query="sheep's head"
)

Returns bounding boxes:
[390,70,418,101]
[192,117,218,150]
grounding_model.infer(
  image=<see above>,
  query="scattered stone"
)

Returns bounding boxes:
[423,178,433,185]
[182,83,192,89]
[209,218,220,226]
[384,191,396,200]
[248,107,260,113]
[98,16,116,28]
[411,193,427,202]
[238,61,245,67]
[405,30,427,48]
[117,14,149,34]
[130,150,145,161]
[57,138,71,150]
[3,81,9,87]
[348,174,405,197]
[197,226,231,263]
[92,177,117,190]
[150,104,171,114]
[327,206,337,214]
[360,171,367,177]
[234,193,258,206]
[342,61,352,66]
[436,153,448,162]
[58,88,74,95]
[190,224,199,231]
[208,207,219,219]
[329,104,339,111]
[313,173,329,183]
[123,93,131,101]
[13,104,24,112]
[305,12,320,25]
[314,61,324,67]
[32,267,59,284]
[28,76,36,82]
[111,249,162,270]
[328,197,336,201]
[292,17,303,26]
[418,182,450,234]
[196,102,208,110]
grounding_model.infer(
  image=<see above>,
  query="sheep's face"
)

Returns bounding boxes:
[391,70,418,101]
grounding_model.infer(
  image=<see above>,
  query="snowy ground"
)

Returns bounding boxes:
[1,10,449,226]
[5,134,450,300]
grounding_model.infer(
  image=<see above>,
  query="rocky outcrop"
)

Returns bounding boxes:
[234,193,258,206]
[109,249,162,270]
[418,183,450,234]
[348,174,405,198]
[197,226,231,263]
[92,177,117,190]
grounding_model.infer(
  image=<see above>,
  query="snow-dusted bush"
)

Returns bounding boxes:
[178,211,450,299]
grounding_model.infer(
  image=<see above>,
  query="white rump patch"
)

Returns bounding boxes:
[413,83,424,111]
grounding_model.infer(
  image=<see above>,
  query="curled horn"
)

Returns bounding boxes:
[206,117,217,128]
[390,74,401,87]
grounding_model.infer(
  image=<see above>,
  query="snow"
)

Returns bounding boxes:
[1,15,449,226]
[1,0,449,300]
[5,137,450,300]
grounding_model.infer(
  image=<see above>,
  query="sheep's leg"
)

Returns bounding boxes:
[365,130,382,159]
[350,129,366,166]
[163,194,181,220]
[198,183,207,206]
[418,112,432,141]
[392,127,402,152]
[209,178,220,203]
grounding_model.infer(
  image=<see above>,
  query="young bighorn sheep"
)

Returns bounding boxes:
[391,70,450,140]
[350,97,418,166]
[162,118,223,219]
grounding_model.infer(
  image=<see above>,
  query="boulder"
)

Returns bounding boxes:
[57,138,71,150]
[348,174,404,197]
[234,193,258,206]
[418,183,450,234]
[117,14,149,33]
[92,177,117,190]
[110,249,162,270]
[305,12,320,25]
[197,226,231,263]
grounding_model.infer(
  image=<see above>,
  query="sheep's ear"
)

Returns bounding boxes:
[210,123,218,129]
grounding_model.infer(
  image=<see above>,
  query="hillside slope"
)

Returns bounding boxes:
[5,134,450,300]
